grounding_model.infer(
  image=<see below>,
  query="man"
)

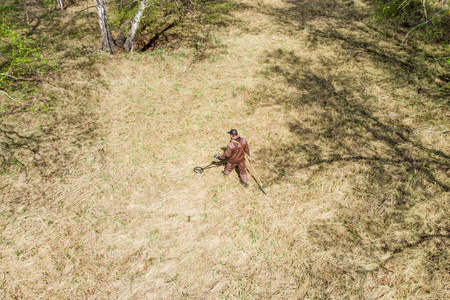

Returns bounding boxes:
[214,129,250,187]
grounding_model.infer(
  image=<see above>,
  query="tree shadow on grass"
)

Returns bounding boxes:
[257,49,448,187]
[0,6,104,204]
[240,0,449,296]
[250,0,450,99]
[248,0,449,192]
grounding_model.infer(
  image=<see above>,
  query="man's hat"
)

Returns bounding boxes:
[227,129,238,135]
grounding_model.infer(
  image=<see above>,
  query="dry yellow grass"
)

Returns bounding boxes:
[1,0,449,298]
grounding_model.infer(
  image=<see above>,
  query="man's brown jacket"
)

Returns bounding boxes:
[219,136,250,164]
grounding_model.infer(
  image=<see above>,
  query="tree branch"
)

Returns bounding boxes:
[0,73,34,81]
[76,6,96,13]
[0,90,18,101]
[402,7,449,44]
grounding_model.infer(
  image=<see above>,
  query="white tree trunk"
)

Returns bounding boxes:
[94,0,116,53]
[124,0,150,52]
[22,2,30,24]
[56,0,64,10]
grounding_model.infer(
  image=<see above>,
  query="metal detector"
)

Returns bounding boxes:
[193,161,223,173]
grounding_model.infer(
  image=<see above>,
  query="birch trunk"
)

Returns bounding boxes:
[94,0,116,53]
[22,2,30,24]
[56,0,64,10]
[124,0,150,52]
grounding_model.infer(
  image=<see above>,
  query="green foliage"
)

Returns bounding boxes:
[374,0,450,42]
[375,0,422,19]
[1,22,39,77]
[200,0,233,23]
[0,14,55,101]
[110,1,139,29]
[38,0,58,11]
[0,4,19,14]
[111,0,232,50]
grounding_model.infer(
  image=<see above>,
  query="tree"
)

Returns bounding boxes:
[94,0,116,53]
[124,0,151,52]
[56,0,64,10]
[91,0,231,53]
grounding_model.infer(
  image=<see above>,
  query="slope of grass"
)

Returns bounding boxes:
[1,0,449,298]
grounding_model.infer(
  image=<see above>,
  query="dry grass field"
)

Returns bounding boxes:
[1,0,449,298]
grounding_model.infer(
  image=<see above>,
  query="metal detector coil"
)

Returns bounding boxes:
[193,162,221,174]
[193,166,204,173]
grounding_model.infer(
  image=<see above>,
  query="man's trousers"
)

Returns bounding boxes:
[224,161,247,183]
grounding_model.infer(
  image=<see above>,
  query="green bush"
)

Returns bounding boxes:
[0,14,55,101]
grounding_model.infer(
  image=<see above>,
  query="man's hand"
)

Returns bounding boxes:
[214,154,220,159]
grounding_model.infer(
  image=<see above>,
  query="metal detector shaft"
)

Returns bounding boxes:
[245,156,267,194]
[193,161,222,173]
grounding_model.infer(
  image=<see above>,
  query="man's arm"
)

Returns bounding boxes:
[219,144,232,160]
